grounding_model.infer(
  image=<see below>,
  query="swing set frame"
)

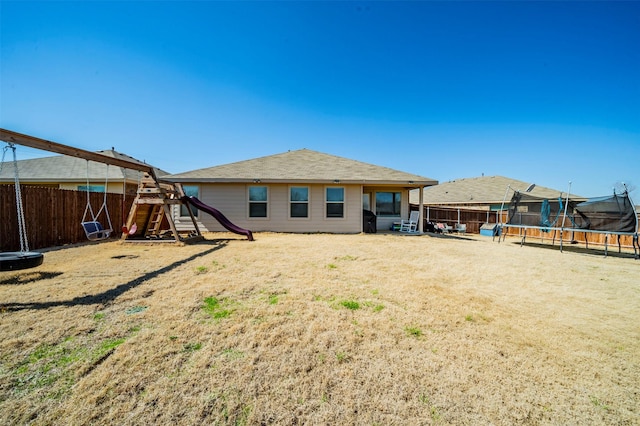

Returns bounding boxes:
[0,128,202,247]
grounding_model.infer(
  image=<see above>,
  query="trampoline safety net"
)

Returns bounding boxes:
[573,193,637,233]
[506,193,574,230]
[506,190,638,234]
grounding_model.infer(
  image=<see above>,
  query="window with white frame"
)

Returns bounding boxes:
[325,187,344,218]
[290,186,309,218]
[180,185,199,217]
[249,186,268,218]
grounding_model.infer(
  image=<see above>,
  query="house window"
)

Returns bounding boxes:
[290,186,309,218]
[326,187,344,218]
[249,186,268,218]
[180,185,199,217]
[78,185,105,193]
[376,192,401,216]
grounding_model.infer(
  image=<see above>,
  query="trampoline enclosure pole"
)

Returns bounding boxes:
[559,181,571,253]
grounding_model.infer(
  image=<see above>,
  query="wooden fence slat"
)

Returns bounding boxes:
[1,185,135,251]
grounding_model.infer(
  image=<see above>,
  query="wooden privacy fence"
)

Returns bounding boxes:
[1,185,135,252]
[415,205,502,235]
[500,224,638,250]
[412,204,639,250]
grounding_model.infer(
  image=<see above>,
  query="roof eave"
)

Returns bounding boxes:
[167,177,438,186]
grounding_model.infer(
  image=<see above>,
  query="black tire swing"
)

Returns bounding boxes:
[0,143,44,271]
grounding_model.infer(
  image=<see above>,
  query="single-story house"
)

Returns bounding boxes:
[166,149,437,234]
[0,149,168,195]
[407,175,588,229]
[409,175,586,211]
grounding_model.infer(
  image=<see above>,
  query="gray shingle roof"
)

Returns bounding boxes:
[410,175,586,205]
[167,149,437,186]
[0,150,169,182]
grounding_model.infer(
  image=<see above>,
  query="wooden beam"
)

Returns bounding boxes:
[0,128,154,174]
[135,199,182,205]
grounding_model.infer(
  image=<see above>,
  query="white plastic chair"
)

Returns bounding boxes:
[399,211,420,233]
[454,223,467,234]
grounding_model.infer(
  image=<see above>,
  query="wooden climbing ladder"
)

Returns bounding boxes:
[145,205,164,237]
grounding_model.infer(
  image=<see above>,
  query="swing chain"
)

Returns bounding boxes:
[1,143,30,252]
[98,164,113,231]
[83,160,97,222]
[82,160,113,233]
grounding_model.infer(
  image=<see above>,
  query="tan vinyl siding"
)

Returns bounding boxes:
[174,183,363,233]
[174,183,246,232]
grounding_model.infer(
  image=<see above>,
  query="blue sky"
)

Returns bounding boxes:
[1,1,638,198]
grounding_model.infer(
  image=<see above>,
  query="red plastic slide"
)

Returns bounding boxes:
[182,196,254,241]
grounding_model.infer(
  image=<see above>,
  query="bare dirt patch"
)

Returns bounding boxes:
[1,232,638,425]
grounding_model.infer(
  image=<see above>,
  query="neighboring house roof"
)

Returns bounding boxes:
[0,149,169,183]
[167,149,438,187]
[409,175,586,206]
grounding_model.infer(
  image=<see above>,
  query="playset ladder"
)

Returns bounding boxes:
[144,204,165,237]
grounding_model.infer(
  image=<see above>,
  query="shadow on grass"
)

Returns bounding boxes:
[422,232,476,241]
[1,239,229,312]
[512,241,638,259]
[111,254,140,260]
[0,271,64,286]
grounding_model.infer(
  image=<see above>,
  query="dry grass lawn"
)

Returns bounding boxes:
[0,232,638,425]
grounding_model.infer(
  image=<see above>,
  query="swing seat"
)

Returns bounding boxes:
[0,251,44,271]
[82,221,112,241]
[121,223,138,235]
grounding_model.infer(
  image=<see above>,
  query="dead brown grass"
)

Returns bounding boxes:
[0,232,638,425]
